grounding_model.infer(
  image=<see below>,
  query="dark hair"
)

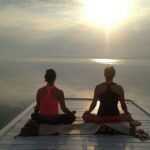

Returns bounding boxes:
[44,69,56,83]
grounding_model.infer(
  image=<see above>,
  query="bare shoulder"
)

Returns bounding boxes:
[95,82,107,94]
[115,83,123,90]
[96,82,106,89]
[112,83,124,94]
[54,87,63,93]
[54,87,64,98]
[37,86,46,97]
[38,86,46,93]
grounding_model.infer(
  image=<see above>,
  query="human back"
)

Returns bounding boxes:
[39,85,59,116]
[82,66,130,123]
[96,82,123,116]
[32,69,76,124]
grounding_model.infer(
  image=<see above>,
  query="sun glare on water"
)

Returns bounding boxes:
[85,0,132,28]
[91,59,123,65]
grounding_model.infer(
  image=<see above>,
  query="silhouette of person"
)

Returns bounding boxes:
[82,66,132,123]
[31,69,76,124]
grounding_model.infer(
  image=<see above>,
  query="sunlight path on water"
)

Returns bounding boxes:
[90,58,123,65]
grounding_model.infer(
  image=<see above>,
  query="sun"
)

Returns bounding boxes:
[84,0,131,28]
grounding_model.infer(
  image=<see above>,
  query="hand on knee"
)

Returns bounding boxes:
[82,111,91,122]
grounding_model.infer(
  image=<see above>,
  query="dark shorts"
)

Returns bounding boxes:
[31,113,76,124]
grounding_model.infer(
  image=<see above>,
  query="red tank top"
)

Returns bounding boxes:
[39,86,59,116]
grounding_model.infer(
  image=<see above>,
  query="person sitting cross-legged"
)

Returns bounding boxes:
[82,66,134,124]
[31,69,76,124]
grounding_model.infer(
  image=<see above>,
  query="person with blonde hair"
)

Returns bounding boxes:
[82,66,131,123]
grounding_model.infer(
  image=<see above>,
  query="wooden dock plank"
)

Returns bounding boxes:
[0,99,150,150]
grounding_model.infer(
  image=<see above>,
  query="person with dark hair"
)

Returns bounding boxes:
[31,69,76,124]
[82,66,133,123]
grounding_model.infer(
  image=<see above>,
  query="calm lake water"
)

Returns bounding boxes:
[0,57,150,129]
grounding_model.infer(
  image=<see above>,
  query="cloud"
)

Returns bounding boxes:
[0,0,150,58]
[29,0,82,8]
[0,0,84,33]
[0,21,150,58]
[0,0,82,10]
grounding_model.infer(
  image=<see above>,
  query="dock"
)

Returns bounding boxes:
[0,98,150,150]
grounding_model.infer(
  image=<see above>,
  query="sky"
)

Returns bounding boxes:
[0,0,150,128]
[0,0,150,58]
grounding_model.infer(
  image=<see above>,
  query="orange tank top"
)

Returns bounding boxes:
[39,86,59,116]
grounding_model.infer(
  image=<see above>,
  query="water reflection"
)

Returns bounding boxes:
[1,57,150,66]
[90,59,123,65]
[0,58,150,130]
